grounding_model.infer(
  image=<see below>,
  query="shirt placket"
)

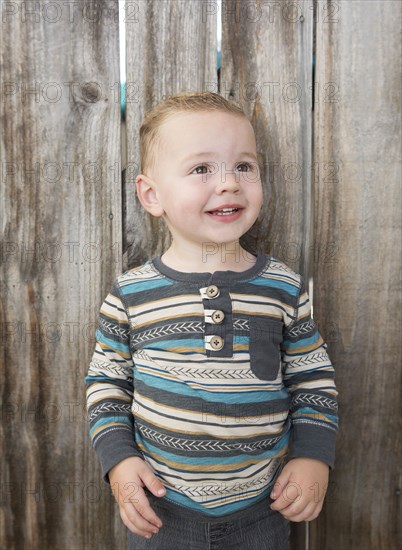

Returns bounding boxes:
[199,282,233,358]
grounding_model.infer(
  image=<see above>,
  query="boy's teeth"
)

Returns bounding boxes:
[211,207,238,215]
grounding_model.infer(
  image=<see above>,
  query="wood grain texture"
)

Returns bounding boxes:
[221,0,314,278]
[312,1,402,549]
[221,2,313,546]
[0,1,123,548]
[124,0,217,270]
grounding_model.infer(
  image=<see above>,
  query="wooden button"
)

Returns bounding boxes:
[206,285,220,298]
[211,310,225,323]
[210,335,224,350]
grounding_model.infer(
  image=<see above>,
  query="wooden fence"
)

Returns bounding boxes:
[1,1,400,549]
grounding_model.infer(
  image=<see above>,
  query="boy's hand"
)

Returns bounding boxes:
[269,457,329,522]
[108,456,166,539]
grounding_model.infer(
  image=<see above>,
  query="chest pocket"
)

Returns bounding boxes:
[249,318,284,381]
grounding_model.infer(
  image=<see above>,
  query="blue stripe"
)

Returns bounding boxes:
[282,334,321,350]
[97,330,130,352]
[138,434,290,467]
[233,335,249,345]
[135,370,288,403]
[84,374,110,383]
[146,338,204,349]
[145,335,250,350]
[250,277,299,296]
[90,416,131,436]
[119,279,172,294]
[146,335,250,353]
[294,407,338,422]
[135,363,285,391]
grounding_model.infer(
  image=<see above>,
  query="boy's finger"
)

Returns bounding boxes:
[270,495,291,512]
[120,505,159,538]
[271,468,290,499]
[270,489,290,511]
[131,487,163,529]
[278,499,314,522]
[271,486,302,512]
[270,481,283,499]
[140,469,166,498]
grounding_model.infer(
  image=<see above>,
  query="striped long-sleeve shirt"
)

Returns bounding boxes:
[84,252,338,519]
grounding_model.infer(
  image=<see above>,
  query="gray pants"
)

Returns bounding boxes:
[127,491,290,550]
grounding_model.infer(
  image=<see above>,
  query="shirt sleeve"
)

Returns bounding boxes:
[280,275,339,469]
[84,281,143,484]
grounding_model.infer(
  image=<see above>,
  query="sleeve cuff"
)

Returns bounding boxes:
[288,422,338,470]
[93,428,144,484]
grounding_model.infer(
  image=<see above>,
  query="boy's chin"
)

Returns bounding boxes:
[197,238,243,248]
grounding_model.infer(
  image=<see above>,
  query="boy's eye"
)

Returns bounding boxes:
[236,162,253,172]
[191,162,254,175]
[192,165,209,174]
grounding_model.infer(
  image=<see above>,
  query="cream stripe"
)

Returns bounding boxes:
[282,357,333,373]
[138,442,288,473]
[230,290,292,302]
[135,410,286,438]
[134,349,251,366]
[142,455,284,484]
[136,365,281,388]
[133,309,204,328]
[229,292,293,310]
[128,293,202,315]
[259,271,299,285]
[100,299,126,321]
[133,396,288,435]
[86,385,132,407]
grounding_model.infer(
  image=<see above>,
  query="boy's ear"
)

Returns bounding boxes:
[135,174,165,217]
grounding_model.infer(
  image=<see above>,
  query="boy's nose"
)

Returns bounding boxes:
[214,170,241,193]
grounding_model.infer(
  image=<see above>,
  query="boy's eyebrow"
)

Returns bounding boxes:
[181,151,258,162]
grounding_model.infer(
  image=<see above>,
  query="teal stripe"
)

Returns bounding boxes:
[250,277,299,296]
[146,338,204,349]
[97,330,130,353]
[119,278,172,294]
[84,374,110,383]
[283,334,320,349]
[294,407,338,425]
[135,362,284,390]
[90,416,131,436]
[138,433,290,467]
[233,335,249,345]
[135,370,288,402]
[146,335,249,350]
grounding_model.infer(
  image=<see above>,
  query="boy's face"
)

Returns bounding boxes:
[136,110,263,254]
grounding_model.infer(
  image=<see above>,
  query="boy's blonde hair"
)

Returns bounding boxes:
[139,92,248,177]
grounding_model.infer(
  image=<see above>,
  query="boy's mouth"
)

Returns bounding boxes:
[206,205,244,216]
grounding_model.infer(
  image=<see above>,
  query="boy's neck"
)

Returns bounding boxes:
[160,242,257,274]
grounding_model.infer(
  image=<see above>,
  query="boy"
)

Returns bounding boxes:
[85,92,338,549]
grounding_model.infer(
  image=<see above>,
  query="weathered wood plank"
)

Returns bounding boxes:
[221,2,314,547]
[312,2,402,549]
[124,0,218,271]
[221,0,314,279]
[0,1,122,548]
